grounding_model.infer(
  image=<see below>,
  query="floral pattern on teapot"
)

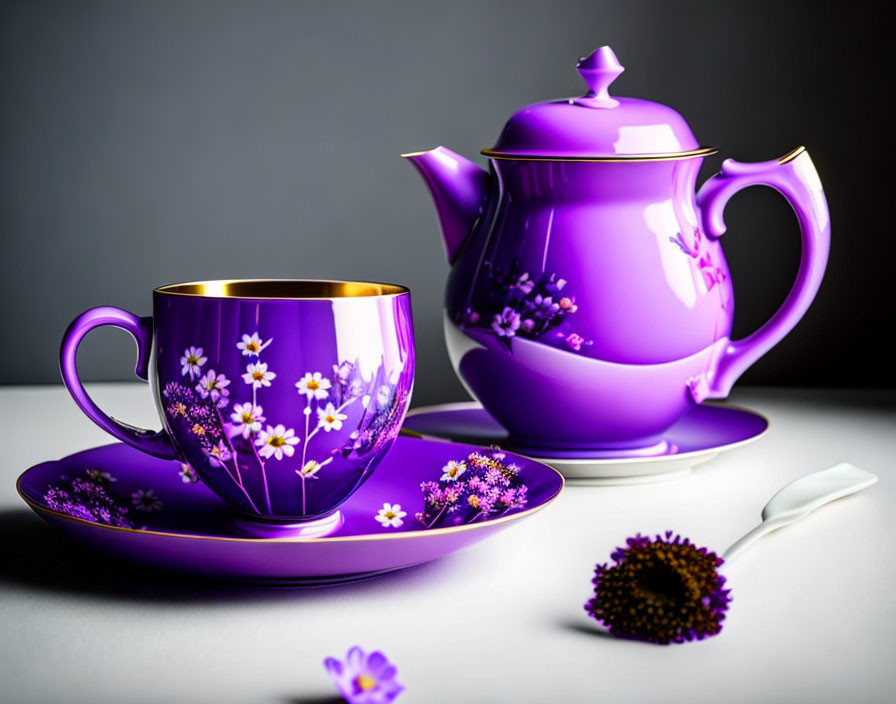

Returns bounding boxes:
[457,260,592,353]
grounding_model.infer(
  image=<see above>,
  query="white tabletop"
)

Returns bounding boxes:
[0,384,893,703]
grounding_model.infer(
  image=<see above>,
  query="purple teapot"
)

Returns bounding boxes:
[404,46,829,457]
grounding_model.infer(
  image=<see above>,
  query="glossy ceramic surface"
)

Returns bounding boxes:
[404,45,829,452]
[403,402,769,484]
[484,46,708,159]
[59,280,415,522]
[17,437,564,584]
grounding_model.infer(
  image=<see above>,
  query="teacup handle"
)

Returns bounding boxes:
[60,306,178,459]
[696,146,830,399]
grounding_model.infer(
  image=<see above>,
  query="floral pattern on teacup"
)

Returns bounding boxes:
[162,331,406,516]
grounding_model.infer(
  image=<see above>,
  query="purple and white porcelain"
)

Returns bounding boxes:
[60,280,415,528]
[16,437,564,584]
[404,402,769,484]
[404,45,828,454]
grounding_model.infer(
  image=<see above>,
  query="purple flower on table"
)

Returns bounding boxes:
[236,332,272,357]
[256,424,299,460]
[584,531,732,645]
[492,307,521,338]
[180,346,207,380]
[131,488,163,512]
[230,402,265,439]
[324,645,404,704]
[196,370,231,405]
[242,361,276,389]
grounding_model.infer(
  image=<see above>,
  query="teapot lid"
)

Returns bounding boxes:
[482,46,716,161]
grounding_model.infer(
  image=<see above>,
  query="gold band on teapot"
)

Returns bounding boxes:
[480,146,718,162]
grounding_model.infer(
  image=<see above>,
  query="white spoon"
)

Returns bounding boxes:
[721,463,878,564]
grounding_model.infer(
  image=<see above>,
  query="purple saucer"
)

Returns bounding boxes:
[17,437,563,584]
[403,402,769,484]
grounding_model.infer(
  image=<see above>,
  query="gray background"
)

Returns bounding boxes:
[1,0,891,405]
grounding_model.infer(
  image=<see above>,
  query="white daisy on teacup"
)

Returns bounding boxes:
[180,346,207,380]
[242,362,276,389]
[296,372,332,401]
[316,403,347,432]
[236,332,271,357]
[256,424,299,460]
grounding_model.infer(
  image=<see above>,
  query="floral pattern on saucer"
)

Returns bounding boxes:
[417,447,528,529]
[44,469,146,528]
[19,438,563,582]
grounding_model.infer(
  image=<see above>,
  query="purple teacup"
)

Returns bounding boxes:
[60,280,415,535]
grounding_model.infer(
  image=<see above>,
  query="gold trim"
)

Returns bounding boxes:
[154,279,409,301]
[15,453,564,545]
[481,147,718,162]
[777,145,806,165]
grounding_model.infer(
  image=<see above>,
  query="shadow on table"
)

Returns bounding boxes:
[0,507,455,604]
[559,617,614,639]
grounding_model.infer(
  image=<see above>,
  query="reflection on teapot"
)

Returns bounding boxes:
[404,46,829,456]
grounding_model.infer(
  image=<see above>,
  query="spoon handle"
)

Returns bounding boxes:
[721,463,877,564]
[721,522,778,563]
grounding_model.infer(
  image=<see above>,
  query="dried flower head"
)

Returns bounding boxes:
[585,531,731,645]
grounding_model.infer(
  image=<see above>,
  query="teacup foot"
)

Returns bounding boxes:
[228,510,344,539]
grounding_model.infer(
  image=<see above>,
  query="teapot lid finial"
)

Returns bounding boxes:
[576,46,624,108]
[483,44,710,159]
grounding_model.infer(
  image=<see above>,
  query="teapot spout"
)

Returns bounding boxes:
[401,146,491,262]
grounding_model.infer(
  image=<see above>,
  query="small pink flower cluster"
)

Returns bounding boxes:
[416,448,528,529]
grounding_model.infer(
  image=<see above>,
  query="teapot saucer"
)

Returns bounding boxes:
[403,402,768,485]
[17,437,563,585]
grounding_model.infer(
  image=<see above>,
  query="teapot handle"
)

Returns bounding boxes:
[696,147,830,399]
